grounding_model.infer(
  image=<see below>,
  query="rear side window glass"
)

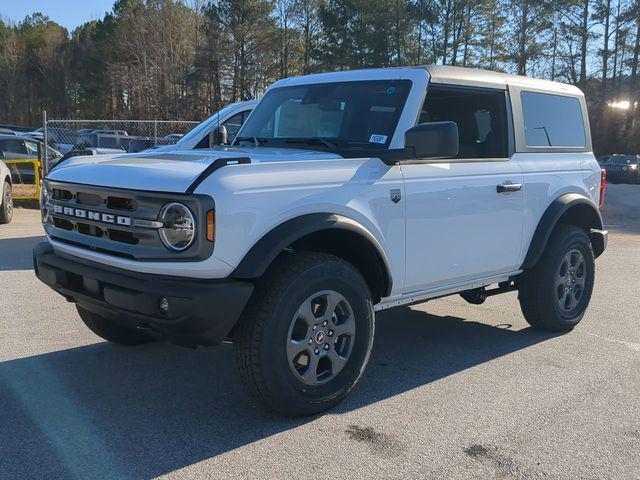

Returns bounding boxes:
[521,92,586,147]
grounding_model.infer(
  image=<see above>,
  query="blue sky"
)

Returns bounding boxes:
[0,0,115,31]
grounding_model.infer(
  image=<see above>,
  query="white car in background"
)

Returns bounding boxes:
[149,100,258,152]
[0,155,12,224]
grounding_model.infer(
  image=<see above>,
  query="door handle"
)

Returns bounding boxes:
[496,182,522,193]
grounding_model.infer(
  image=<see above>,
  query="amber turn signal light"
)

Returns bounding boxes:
[207,210,215,241]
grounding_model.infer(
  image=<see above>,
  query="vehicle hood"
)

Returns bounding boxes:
[45,147,344,193]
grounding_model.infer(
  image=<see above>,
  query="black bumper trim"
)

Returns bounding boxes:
[33,242,254,346]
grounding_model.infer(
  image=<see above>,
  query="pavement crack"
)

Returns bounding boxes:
[581,332,640,352]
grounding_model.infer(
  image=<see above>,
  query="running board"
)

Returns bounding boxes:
[374,271,521,311]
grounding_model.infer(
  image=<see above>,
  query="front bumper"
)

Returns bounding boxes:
[33,242,254,346]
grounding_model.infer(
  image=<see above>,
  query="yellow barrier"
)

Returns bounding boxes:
[4,158,41,200]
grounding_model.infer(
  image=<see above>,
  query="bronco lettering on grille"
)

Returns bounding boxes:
[52,204,131,226]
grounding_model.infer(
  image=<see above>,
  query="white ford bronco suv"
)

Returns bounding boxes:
[35,66,607,416]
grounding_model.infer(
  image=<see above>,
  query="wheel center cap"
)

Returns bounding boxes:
[314,331,326,345]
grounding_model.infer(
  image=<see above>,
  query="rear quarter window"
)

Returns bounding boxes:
[521,92,586,148]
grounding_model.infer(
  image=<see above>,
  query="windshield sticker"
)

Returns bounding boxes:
[369,134,388,144]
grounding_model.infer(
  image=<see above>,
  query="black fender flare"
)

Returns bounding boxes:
[230,213,393,296]
[521,193,604,270]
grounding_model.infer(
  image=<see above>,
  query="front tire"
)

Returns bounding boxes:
[0,181,13,224]
[76,306,157,345]
[234,252,375,416]
[518,225,595,331]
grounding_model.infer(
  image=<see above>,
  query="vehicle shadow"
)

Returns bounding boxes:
[0,307,555,479]
[0,235,44,270]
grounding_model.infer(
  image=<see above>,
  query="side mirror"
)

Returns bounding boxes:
[209,125,228,147]
[405,121,459,159]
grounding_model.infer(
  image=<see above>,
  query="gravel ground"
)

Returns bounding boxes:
[0,185,638,480]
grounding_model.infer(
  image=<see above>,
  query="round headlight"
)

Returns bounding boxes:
[159,202,196,251]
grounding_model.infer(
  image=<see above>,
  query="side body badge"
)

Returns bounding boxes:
[390,189,401,204]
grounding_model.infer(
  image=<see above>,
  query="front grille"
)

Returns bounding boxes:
[54,186,135,210]
[53,217,74,230]
[43,181,214,262]
[107,196,136,211]
[76,222,105,238]
[106,228,138,245]
[76,192,102,206]
[52,188,73,201]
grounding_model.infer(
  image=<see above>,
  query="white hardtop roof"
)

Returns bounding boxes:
[271,65,584,97]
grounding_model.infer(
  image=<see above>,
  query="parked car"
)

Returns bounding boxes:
[0,134,62,177]
[164,133,183,141]
[126,137,171,153]
[0,154,12,223]
[0,123,33,133]
[36,66,607,416]
[0,128,16,135]
[604,154,640,184]
[91,129,128,136]
[73,132,133,151]
[125,134,184,153]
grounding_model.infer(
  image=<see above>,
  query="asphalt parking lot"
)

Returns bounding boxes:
[0,185,638,480]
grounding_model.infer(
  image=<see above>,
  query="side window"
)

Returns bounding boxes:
[419,85,508,158]
[521,92,586,147]
[2,140,28,155]
[222,111,248,140]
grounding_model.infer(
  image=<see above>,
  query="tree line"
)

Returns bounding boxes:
[0,0,639,154]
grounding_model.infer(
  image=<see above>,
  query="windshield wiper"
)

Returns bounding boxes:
[235,136,267,146]
[282,137,339,152]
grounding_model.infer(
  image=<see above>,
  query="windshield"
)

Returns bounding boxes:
[175,103,247,148]
[236,80,411,152]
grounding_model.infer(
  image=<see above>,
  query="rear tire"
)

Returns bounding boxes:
[0,181,13,224]
[76,306,156,345]
[518,225,595,331]
[234,252,375,416]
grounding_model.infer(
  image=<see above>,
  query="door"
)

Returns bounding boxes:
[402,84,524,294]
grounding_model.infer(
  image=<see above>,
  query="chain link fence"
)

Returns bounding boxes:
[42,115,199,173]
